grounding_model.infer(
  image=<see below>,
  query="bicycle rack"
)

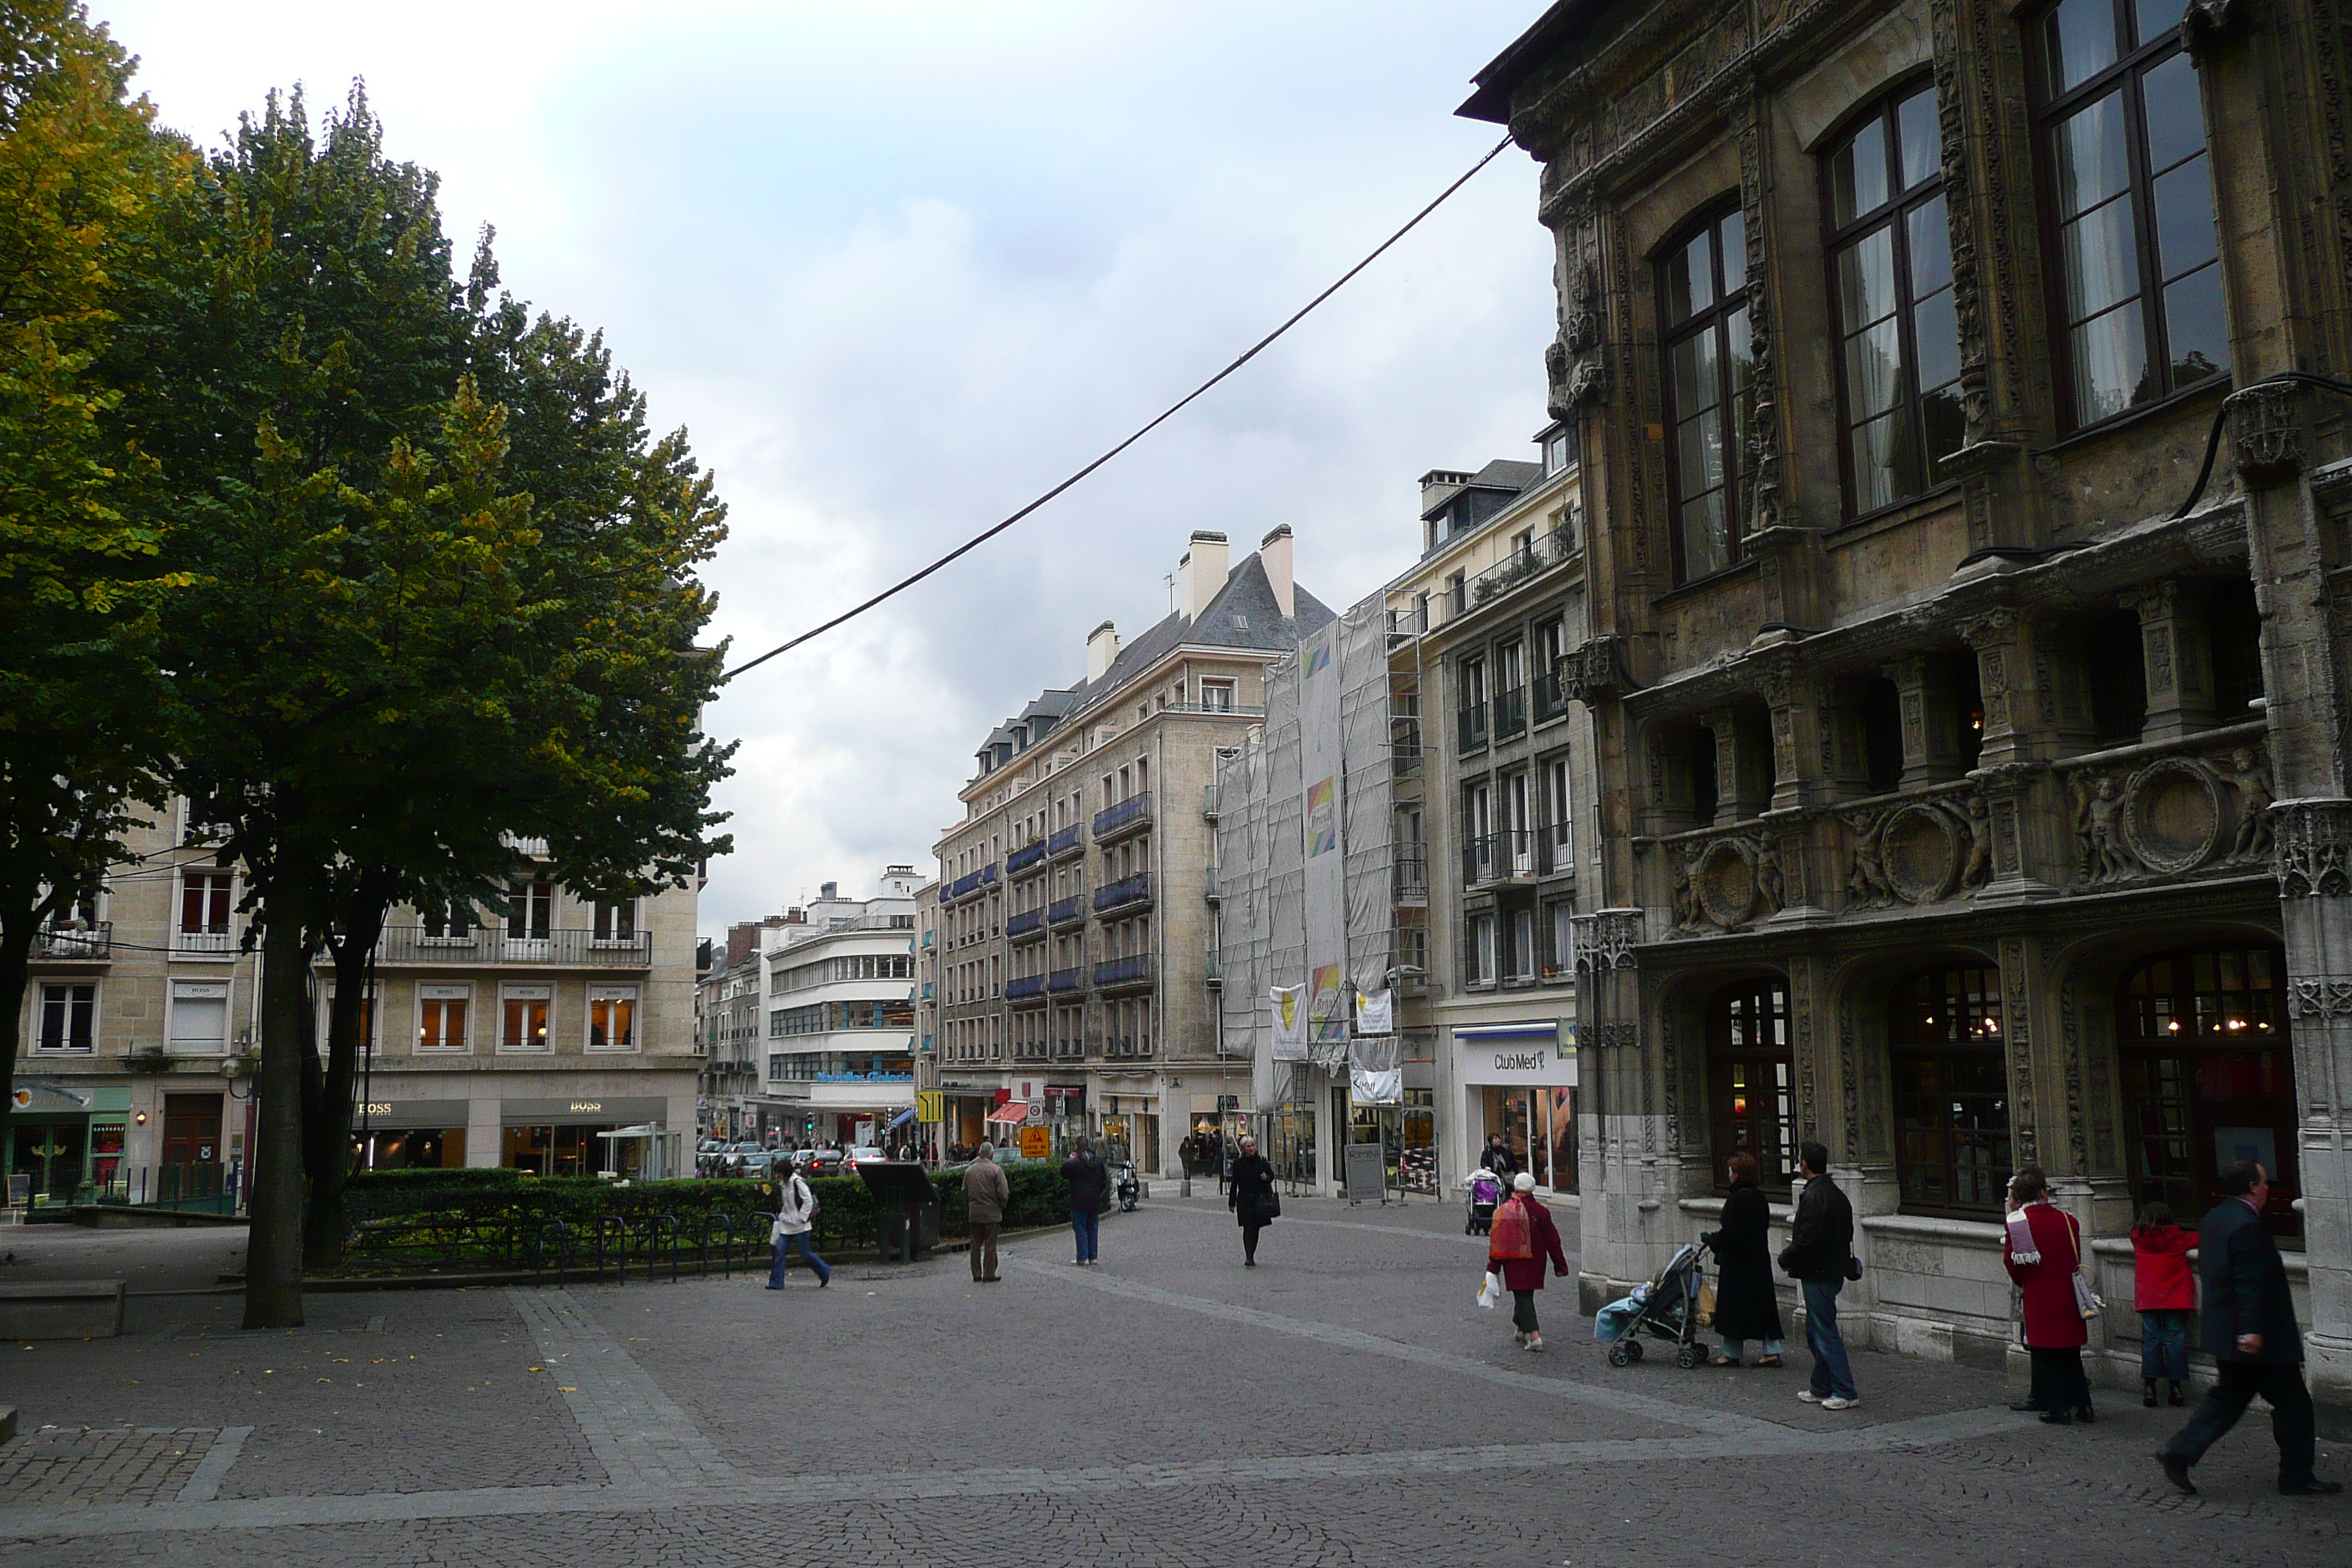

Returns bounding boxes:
[701,1213,739,1279]
[596,1213,627,1284]
[537,1219,572,1284]
[648,1214,679,1284]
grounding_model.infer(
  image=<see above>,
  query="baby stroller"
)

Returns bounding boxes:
[1463,1170,1502,1235]
[1595,1239,1715,1369]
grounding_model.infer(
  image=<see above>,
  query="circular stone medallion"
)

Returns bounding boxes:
[1694,839,1758,928]
[2122,758,2223,874]
[1881,804,1961,905]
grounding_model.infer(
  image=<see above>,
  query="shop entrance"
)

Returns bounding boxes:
[9,1120,86,1203]
[1346,1096,1437,1195]
[1478,1085,1576,1192]
[162,1093,223,1168]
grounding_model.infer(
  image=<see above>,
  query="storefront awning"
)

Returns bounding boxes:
[1453,1022,1561,1043]
[886,1107,916,1128]
[986,1102,1033,1125]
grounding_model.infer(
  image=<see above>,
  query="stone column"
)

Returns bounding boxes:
[2120,579,2217,743]
[1700,707,1769,824]
[2275,798,2352,1407]
[1883,655,1972,788]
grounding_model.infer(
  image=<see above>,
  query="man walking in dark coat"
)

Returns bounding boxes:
[2157,1160,2341,1496]
[1778,1142,1858,1409]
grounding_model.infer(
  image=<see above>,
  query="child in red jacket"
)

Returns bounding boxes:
[2131,1201,2196,1407]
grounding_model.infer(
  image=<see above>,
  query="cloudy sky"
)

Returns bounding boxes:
[93,1,1557,935]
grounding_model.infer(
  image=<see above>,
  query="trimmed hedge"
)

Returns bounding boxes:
[336,1161,1077,1273]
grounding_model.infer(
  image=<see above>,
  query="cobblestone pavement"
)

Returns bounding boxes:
[1,1194,2342,1566]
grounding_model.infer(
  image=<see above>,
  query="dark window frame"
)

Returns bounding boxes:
[1705,976,1795,1193]
[2028,0,2227,434]
[1887,963,2012,1218]
[1819,74,1965,518]
[1656,201,1753,586]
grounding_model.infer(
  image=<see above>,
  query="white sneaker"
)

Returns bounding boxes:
[1820,1395,1859,1411]
[1798,1390,1822,1403]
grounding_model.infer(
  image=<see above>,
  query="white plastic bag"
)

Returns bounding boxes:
[1476,1270,1502,1310]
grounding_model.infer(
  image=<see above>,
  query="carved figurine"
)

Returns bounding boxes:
[1844,810,1893,908]
[2223,747,2274,861]
[1958,791,1993,889]
[1751,833,1785,914]
[1670,847,1703,930]
[2080,775,2136,881]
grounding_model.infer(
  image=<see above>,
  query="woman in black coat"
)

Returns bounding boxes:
[1227,1134,1278,1266]
[1702,1153,1786,1367]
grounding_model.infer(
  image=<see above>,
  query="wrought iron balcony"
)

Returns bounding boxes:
[364,925,655,968]
[1046,967,1085,996]
[1006,974,1048,1003]
[1392,856,1428,902]
[1006,841,1049,876]
[32,922,111,962]
[1532,668,1569,725]
[1048,894,1087,927]
[1093,871,1152,916]
[1461,832,1537,888]
[1006,908,1047,941]
[1046,825,1086,860]
[1493,683,1527,740]
[1093,954,1156,992]
[1537,823,1574,877]
[1092,791,1154,842]
[1458,702,1488,754]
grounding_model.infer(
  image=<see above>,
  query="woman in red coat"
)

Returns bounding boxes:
[1489,1172,1572,1351]
[2002,1166,2093,1425]
[2130,1201,2196,1406]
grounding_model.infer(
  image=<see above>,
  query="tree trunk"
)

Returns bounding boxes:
[244,883,314,1329]
[0,913,37,1177]
[303,898,386,1270]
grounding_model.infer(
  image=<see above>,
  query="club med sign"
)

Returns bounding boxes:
[1455,1022,1576,1087]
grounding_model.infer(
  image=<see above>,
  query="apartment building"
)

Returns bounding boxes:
[11,804,701,1205]
[696,923,770,1142]
[1387,430,1594,1197]
[930,528,1333,1175]
[1466,0,2352,1403]
[755,870,920,1149]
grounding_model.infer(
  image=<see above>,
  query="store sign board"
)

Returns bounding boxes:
[1454,1025,1576,1087]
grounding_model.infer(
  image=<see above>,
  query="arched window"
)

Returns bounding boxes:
[1823,80,1964,514]
[2119,942,2296,1239]
[2032,0,2225,429]
[1707,977,1793,1189]
[1659,205,1755,583]
[1890,964,2010,1216]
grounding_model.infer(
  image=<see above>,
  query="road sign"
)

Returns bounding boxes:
[916,1090,943,1123]
[1025,1100,1046,1126]
[1017,1126,1050,1159]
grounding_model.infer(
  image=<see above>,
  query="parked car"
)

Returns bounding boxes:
[800,1149,846,1176]
[846,1145,886,1166]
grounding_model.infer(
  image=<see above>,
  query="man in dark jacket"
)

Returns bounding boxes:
[1777,1142,1858,1409]
[2157,1161,2342,1496]
[1061,1138,1109,1265]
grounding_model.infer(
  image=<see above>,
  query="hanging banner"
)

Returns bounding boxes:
[1270,984,1308,1060]
[1350,1067,1403,1106]
[1309,961,1349,1043]
[1354,987,1393,1036]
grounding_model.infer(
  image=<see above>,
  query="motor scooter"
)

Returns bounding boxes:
[1115,1161,1139,1213]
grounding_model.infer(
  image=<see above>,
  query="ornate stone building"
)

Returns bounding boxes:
[1463,0,2349,1406]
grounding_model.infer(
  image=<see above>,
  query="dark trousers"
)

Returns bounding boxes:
[2139,1311,2190,1381]
[2163,1360,2319,1485]
[1243,1221,1264,1262]
[968,1222,1000,1280]
[1511,1289,1540,1335]
[1071,1207,1099,1262]
[2028,1345,2092,1414]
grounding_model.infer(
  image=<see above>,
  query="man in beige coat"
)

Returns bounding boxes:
[963,1142,1011,1282]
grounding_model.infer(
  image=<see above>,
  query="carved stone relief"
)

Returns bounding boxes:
[1667,830,1788,934]
[2228,380,2306,484]
[1842,788,1992,908]
[1572,910,1644,973]
[1998,936,2038,1167]
[2068,741,2273,886]
[2274,796,2352,897]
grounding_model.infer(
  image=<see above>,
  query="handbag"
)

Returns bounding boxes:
[1476,1270,1502,1311]
[2065,1212,2103,1319]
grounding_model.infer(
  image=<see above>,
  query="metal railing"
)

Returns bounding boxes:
[1533,669,1569,725]
[1006,842,1049,875]
[1463,831,1537,886]
[1538,824,1574,877]
[1458,703,1488,753]
[1047,826,1086,859]
[1047,968,1085,995]
[366,926,653,967]
[1392,856,1428,901]
[1006,974,1048,1003]
[1467,523,1578,607]
[1092,792,1154,841]
[1048,894,1087,927]
[1493,684,1527,739]
[1093,872,1152,916]
[1006,908,1046,940]
[31,922,111,961]
[1093,954,1156,991]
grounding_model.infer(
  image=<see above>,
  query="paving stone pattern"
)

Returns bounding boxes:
[0,1195,2343,1566]
[0,1428,219,1507]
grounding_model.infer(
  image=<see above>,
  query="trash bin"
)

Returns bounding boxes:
[858,1161,940,1262]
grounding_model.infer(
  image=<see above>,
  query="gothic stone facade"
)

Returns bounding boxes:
[1466,0,2352,1403]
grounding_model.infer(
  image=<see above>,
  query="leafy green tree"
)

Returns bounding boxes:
[0,1,184,1157]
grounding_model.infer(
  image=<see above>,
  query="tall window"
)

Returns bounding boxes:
[507,880,553,941]
[1826,83,1964,513]
[1890,965,2011,1215]
[592,900,636,943]
[2119,943,2296,1238]
[417,987,470,1052]
[588,987,638,1052]
[1707,977,1793,1188]
[1542,753,1573,869]
[179,872,233,948]
[1661,206,1754,582]
[502,987,551,1052]
[2037,0,2225,428]
[37,982,95,1052]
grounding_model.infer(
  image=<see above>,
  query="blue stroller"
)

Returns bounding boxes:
[1595,1240,1714,1369]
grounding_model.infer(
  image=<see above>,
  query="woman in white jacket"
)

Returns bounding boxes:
[767,1158,833,1289]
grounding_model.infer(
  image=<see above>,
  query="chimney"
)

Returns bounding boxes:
[820,880,838,902]
[726,921,761,968]
[1259,524,1294,619]
[1086,619,1120,682]
[1177,530,1229,620]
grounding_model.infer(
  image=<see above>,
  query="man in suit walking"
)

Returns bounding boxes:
[2157,1159,2341,1496]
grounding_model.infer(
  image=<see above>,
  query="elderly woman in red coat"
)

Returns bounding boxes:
[1489,1172,1572,1351]
[2002,1166,2093,1425]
